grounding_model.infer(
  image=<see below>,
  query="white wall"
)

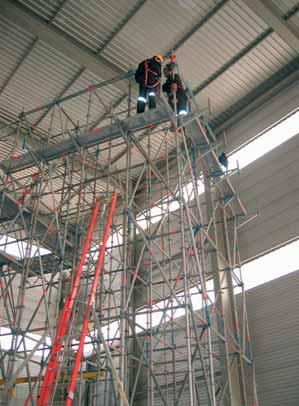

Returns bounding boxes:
[136,270,299,406]
[245,270,299,406]
[236,132,299,262]
[219,76,299,155]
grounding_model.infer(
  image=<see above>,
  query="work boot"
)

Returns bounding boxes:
[148,95,156,109]
[137,100,146,114]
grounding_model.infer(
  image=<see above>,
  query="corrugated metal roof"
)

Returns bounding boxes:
[18,0,62,21]
[2,0,298,131]
[0,34,82,123]
[196,30,297,119]
[271,0,299,15]
[0,15,35,90]
[101,0,219,71]
[176,0,269,88]
[0,13,127,137]
[288,5,299,30]
[52,0,139,52]
[258,1,299,43]
[0,0,298,220]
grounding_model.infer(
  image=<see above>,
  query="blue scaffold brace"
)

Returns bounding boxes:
[205,302,211,328]
[223,195,235,205]
[192,224,202,236]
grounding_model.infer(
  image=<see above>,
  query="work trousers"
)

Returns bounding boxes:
[167,88,188,114]
[137,84,159,113]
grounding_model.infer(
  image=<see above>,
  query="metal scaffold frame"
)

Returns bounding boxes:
[0,62,258,405]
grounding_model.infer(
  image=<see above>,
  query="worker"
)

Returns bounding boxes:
[135,54,163,114]
[162,62,188,116]
[218,151,228,169]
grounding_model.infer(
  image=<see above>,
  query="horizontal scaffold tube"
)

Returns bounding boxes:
[0,104,176,173]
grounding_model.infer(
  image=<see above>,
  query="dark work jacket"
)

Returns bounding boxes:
[135,58,161,88]
[162,73,184,94]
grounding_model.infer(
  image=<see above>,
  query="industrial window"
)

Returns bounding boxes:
[137,109,299,230]
[230,109,299,170]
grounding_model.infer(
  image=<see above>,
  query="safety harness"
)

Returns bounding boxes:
[170,72,184,90]
[144,60,160,88]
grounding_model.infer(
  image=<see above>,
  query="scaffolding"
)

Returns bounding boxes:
[0,63,258,405]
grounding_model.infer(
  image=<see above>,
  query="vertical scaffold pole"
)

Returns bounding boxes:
[37,199,100,406]
[65,192,118,405]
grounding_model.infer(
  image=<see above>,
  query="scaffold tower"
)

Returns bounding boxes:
[0,62,258,405]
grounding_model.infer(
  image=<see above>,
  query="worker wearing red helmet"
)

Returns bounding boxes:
[162,62,188,116]
[135,54,163,114]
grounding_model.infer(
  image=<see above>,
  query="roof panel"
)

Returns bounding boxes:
[101,0,218,71]
[197,31,297,119]
[271,0,299,15]
[51,0,139,52]
[255,1,299,41]
[176,0,270,89]
[289,10,299,30]
[18,0,62,21]
[0,16,35,91]
[0,40,81,127]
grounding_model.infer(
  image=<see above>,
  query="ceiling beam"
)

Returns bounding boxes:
[0,38,37,97]
[212,56,299,132]
[193,29,271,95]
[48,0,69,22]
[242,0,299,52]
[192,3,299,96]
[1,0,129,94]
[36,0,146,124]
[2,0,144,130]
[96,0,147,54]
[166,0,229,56]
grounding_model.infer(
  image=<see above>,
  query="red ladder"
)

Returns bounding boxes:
[37,199,100,406]
[65,192,118,405]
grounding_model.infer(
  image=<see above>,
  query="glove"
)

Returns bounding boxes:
[171,83,178,93]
